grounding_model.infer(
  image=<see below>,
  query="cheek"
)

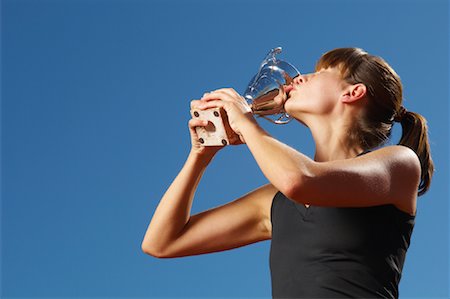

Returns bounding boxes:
[288,85,319,105]
[284,92,312,113]
[285,85,335,114]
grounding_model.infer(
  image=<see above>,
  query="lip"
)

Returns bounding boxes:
[284,85,294,93]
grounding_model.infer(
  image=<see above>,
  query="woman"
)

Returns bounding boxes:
[141,48,434,298]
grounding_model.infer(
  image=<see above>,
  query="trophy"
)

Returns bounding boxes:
[191,47,300,146]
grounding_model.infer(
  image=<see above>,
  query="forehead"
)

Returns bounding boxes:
[314,49,362,77]
[316,53,339,69]
[314,65,345,79]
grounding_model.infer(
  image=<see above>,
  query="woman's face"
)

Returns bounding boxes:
[284,67,350,122]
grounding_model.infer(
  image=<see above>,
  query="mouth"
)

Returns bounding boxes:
[283,85,296,102]
[284,85,294,94]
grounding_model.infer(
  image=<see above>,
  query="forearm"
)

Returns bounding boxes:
[142,151,213,254]
[240,121,315,195]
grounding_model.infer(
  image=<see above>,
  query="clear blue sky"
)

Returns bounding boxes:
[1,0,449,298]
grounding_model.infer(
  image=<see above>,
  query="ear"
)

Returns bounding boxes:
[341,83,367,103]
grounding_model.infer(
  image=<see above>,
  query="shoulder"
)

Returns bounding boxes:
[362,145,421,189]
[368,145,421,176]
[371,145,420,215]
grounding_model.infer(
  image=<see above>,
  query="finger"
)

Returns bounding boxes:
[200,91,233,103]
[221,88,244,103]
[198,99,227,110]
[203,89,245,106]
[211,88,241,99]
[188,118,209,129]
[190,99,203,109]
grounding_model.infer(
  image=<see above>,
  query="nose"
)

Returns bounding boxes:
[293,74,306,85]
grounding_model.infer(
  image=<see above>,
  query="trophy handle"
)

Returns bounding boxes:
[263,47,282,63]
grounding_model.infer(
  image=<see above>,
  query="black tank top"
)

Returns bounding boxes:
[269,152,415,298]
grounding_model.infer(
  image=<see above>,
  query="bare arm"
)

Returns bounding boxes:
[240,122,420,215]
[141,151,213,257]
[141,150,276,258]
[142,100,275,258]
[292,145,421,213]
[160,183,276,258]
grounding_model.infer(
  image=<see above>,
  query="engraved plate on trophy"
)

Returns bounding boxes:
[190,107,240,146]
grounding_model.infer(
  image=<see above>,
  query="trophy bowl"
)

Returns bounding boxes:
[244,47,300,124]
[191,47,301,146]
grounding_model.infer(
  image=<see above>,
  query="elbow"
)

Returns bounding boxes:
[141,242,169,259]
[282,172,313,202]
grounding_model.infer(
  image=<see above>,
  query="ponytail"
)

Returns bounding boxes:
[396,110,434,196]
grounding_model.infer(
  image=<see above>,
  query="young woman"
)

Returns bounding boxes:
[141,48,434,298]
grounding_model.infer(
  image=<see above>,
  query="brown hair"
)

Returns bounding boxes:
[315,47,433,196]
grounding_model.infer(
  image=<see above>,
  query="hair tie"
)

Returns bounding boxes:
[394,106,407,122]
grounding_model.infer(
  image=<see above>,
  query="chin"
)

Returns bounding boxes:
[284,105,306,126]
[284,103,300,119]
[284,100,293,114]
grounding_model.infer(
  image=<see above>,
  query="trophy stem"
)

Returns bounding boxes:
[258,114,293,125]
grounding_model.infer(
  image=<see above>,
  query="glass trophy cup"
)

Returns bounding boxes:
[191,47,301,146]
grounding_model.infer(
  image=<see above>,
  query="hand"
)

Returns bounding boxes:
[197,88,258,142]
[188,99,224,158]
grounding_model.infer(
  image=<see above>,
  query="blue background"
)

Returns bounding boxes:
[1,0,449,298]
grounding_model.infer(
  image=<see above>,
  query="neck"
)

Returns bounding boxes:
[306,117,364,162]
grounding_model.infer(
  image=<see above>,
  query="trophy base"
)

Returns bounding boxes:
[190,107,240,146]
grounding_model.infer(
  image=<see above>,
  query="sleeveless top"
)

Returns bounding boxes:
[269,151,415,298]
